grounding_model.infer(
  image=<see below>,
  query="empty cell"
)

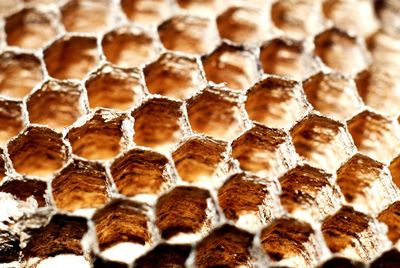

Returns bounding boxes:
[132,98,184,152]
[374,0,400,38]
[0,52,43,99]
[232,124,297,178]
[158,15,219,55]
[0,100,24,146]
[187,86,246,141]
[303,71,363,121]
[389,155,400,188]
[320,257,365,268]
[370,249,400,268]
[86,65,143,111]
[367,30,400,73]
[0,179,47,206]
[291,114,355,172]
[102,26,158,68]
[144,52,203,99]
[121,0,171,26]
[245,76,310,129]
[111,148,170,197]
[347,110,400,163]
[44,35,100,80]
[377,201,400,243]
[133,243,191,268]
[314,28,369,75]
[0,231,20,264]
[67,110,125,161]
[52,160,109,211]
[8,126,68,177]
[176,0,222,17]
[259,38,319,80]
[195,224,254,268]
[27,80,85,130]
[202,43,259,91]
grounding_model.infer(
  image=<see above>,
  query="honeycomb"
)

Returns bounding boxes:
[0,0,400,267]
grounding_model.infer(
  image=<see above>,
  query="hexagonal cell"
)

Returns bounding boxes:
[370,249,400,268]
[202,43,259,91]
[86,65,144,111]
[337,153,399,214]
[52,160,109,211]
[27,80,85,130]
[320,257,365,268]
[110,148,170,197]
[232,124,297,178]
[374,0,400,38]
[259,38,319,80]
[186,86,246,141]
[260,217,321,267]
[0,52,43,99]
[102,26,158,68]
[172,136,227,185]
[194,224,254,268]
[347,110,400,163]
[158,15,219,55]
[279,165,342,221]
[291,114,355,172]
[377,201,400,244]
[44,35,99,80]
[93,200,151,263]
[245,76,310,129]
[0,100,24,146]
[322,206,383,261]
[120,0,171,26]
[61,0,112,33]
[155,186,216,242]
[314,28,369,75]
[8,126,68,177]
[303,71,363,121]
[176,0,222,17]
[66,110,126,161]
[144,52,204,99]
[133,244,191,268]
[5,8,58,49]
[389,155,400,188]
[0,230,20,264]
[367,31,400,72]
[0,179,47,206]
[132,98,184,153]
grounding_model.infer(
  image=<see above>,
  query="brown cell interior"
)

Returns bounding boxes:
[389,156,400,188]
[0,52,43,99]
[0,231,20,263]
[144,53,202,99]
[0,179,47,206]
[0,100,24,146]
[195,224,254,268]
[367,31,400,73]
[93,257,128,268]
[377,201,400,244]
[370,249,400,268]
[172,136,226,183]
[93,200,151,251]
[133,243,191,268]
[121,0,170,25]
[8,127,67,177]
[0,151,5,181]
[245,77,308,129]
[111,149,169,196]
[202,44,259,91]
[67,111,124,161]
[0,0,17,17]
[132,98,183,150]
[156,186,211,239]
[176,0,220,16]
[86,65,141,111]
[52,160,108,211]
[27,81,84,130]
[374,0,400,38]
[44,36,99,80]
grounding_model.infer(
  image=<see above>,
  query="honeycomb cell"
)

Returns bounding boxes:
[43,35,99,80]
[389,155,400,188]
[176,0,222,17]
[259,38,319,80]
[8,126,68,177]
[194,224,254,268]
[320,257,365,268]
[202,43,259,91]
[27,80,85,130]
[0,179,47,206]
[93,257,128,268]
[314,28,369,75]
[52,159,108,211]
[172,136,227,185]
[261,217,321,267]
[156,186,216,242]
[66,110,126,161]
[347,110,400,163]
[303,71,363,121]
[291,114,355,172]
[186,86,246,141]
[367,31,400,72]
[0,52,43,99]
[133,243,191,268]
[158,15,219,55]
[377,201,400,243]
[5,8,58,49]
[0,230,20,264]
[121,0,171,26]
[0,100,24,146]
[132,98,184,153]
[85,65,144,111]
[110,148,170,197]
[245,76,310,129]
[370,249,400,268]
[102,26,158,68]
[374,0,400,38]
[279,165,342,220]
[232,124,297,178]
